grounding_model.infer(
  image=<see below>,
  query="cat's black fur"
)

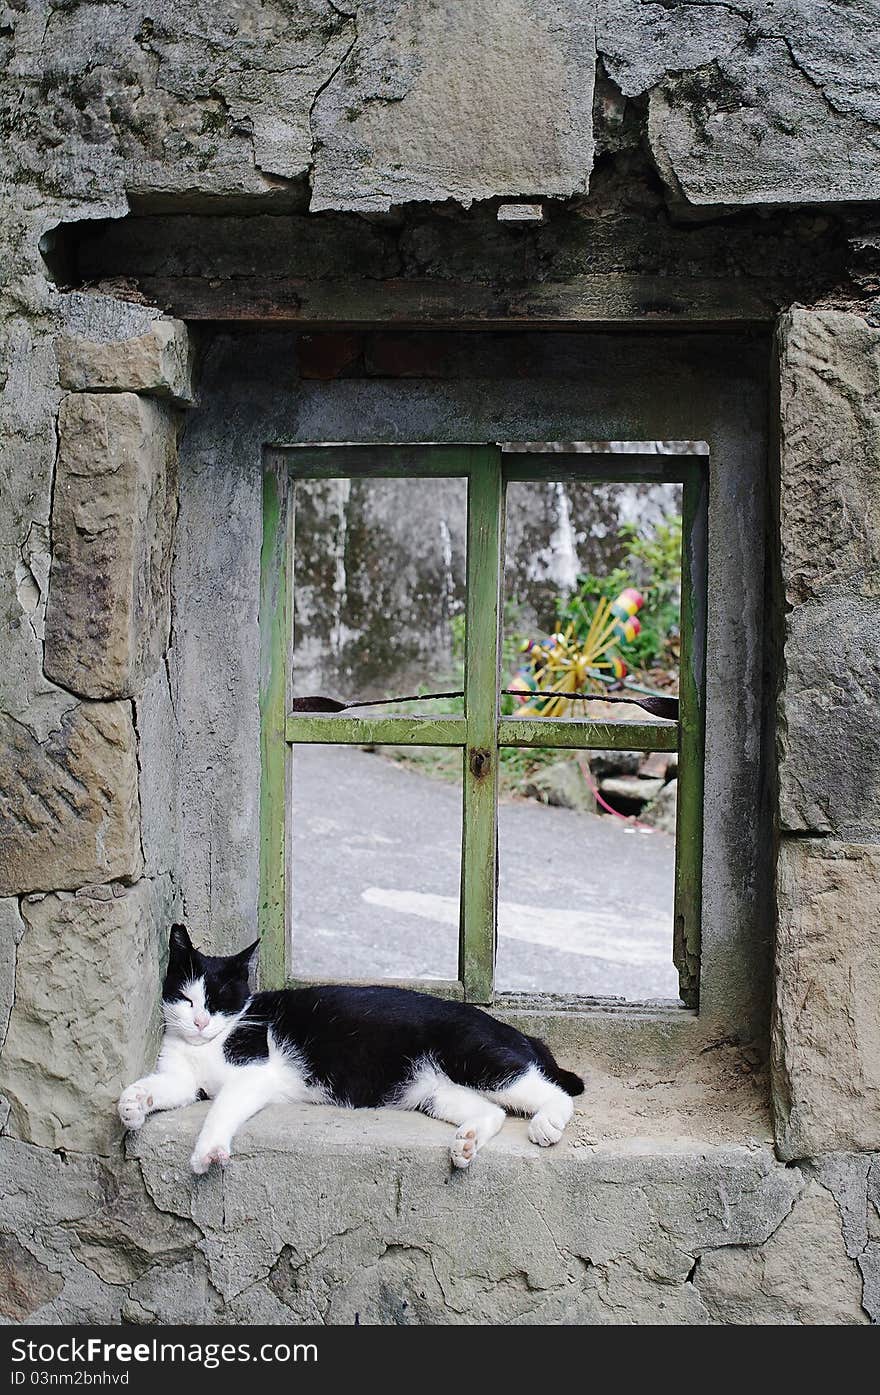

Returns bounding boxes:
[224,986,584,1104]
[165,925,584,1105]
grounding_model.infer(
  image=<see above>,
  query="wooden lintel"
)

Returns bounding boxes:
[130,274,783,326]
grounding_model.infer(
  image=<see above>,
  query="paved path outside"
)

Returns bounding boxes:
[290,745,679,1001]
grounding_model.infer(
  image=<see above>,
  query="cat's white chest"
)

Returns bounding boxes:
[159,1034,236,1098]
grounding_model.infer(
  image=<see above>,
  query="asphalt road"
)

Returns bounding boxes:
[290,745,680,1001]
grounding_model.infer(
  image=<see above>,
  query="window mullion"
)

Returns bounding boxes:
[461,447,503,1004]
[259,459,293,989]
[672,461,707,1008]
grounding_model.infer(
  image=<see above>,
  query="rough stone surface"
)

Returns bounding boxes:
[0,898,25,1055]
[311,0,596,212]
[778,311,880,608]
[56,319,194,404]
[57,293,168,343]
[4,1,356,202]
[111,1103,867,1324]
[600,774,665,804]
[520,759,595,814]
[642,778,678,835]
[772,841,880,1160]
[44,392,179,701]
[135,667,180,882]
[600,1,880,206]
[813,1152,875,1259]
[0,1233,65,1320]
[0,702,142,897]
[0,322,77,747]
[0,877,173,1155]
[777,310,880,834]
[69,1173,201,1288]
[695,1181,867,1324]
[0,1137,146,1323]
[778,597,880,835]
[4,0,880,216]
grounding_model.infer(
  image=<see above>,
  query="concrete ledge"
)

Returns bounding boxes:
[125,1100,865,1323]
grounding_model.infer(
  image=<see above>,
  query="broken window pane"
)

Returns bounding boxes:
[291,476,467,716]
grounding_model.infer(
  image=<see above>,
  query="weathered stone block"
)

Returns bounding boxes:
[8,1,355,203]
[70,1174,200,1287]
[520,759,595,813]
[0,363,77,744]
[641,30,880,207]
[777,309,880,834]
[778,596,880,834]
[0,1136,127,1321]
[778,310,880,607]
[695,1181,867,1324]
[772,840,880,1159]
[133,1106,805,1321]
[0,877,172,1155]
[56,318,194,404]
[310,0,595,212]
[43,392,179,700]
[0,703,142,897]
[0,1234,65,1321]
[642,777,678,835]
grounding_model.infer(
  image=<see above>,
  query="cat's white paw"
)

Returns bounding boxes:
[450,1126,478,1170]
[528,1109,567,1147]
[190,1142,231,1175]
[118,1084,153,1130]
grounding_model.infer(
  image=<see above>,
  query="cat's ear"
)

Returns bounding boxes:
[169,923,195,957]
[230,939,260,973]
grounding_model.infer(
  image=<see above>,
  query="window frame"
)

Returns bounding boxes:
[259,443,707,1008]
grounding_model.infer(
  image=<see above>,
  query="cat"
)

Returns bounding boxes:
[118,924,585,1174]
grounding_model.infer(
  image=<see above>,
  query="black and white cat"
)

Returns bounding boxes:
[118,925,584,1174]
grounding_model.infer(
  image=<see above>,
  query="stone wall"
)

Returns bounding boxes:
[773,311,880,1175]
[2,0,880,1325]
[0,311,191,1155]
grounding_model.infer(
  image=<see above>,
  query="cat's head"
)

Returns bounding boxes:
[162,924,259,1045]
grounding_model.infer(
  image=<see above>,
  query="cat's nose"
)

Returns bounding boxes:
[194,1011,210,1030]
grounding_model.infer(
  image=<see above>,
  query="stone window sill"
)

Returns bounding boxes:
[130,1028,772,1179]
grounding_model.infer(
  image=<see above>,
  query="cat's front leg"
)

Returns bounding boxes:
[118,1069,198,1130]
[190,1064,281,1174]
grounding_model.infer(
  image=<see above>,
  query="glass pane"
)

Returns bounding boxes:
[292,476,467,716]
[290,743,462,981]
[501,479,682,718]
[496,746,679,1001]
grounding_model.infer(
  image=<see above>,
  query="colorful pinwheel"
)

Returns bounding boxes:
[510,587,645,718]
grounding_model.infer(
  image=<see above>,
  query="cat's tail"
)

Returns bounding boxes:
[551,1066,586,1097]
[528,1035,585,1096]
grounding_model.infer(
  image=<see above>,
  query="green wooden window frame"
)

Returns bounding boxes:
[260,444,707,1008]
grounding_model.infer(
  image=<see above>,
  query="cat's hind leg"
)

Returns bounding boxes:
[397,1064,506,1169]
[486,1064,575,1147]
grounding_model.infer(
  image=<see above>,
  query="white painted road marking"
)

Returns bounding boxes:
[362,887,671,967]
